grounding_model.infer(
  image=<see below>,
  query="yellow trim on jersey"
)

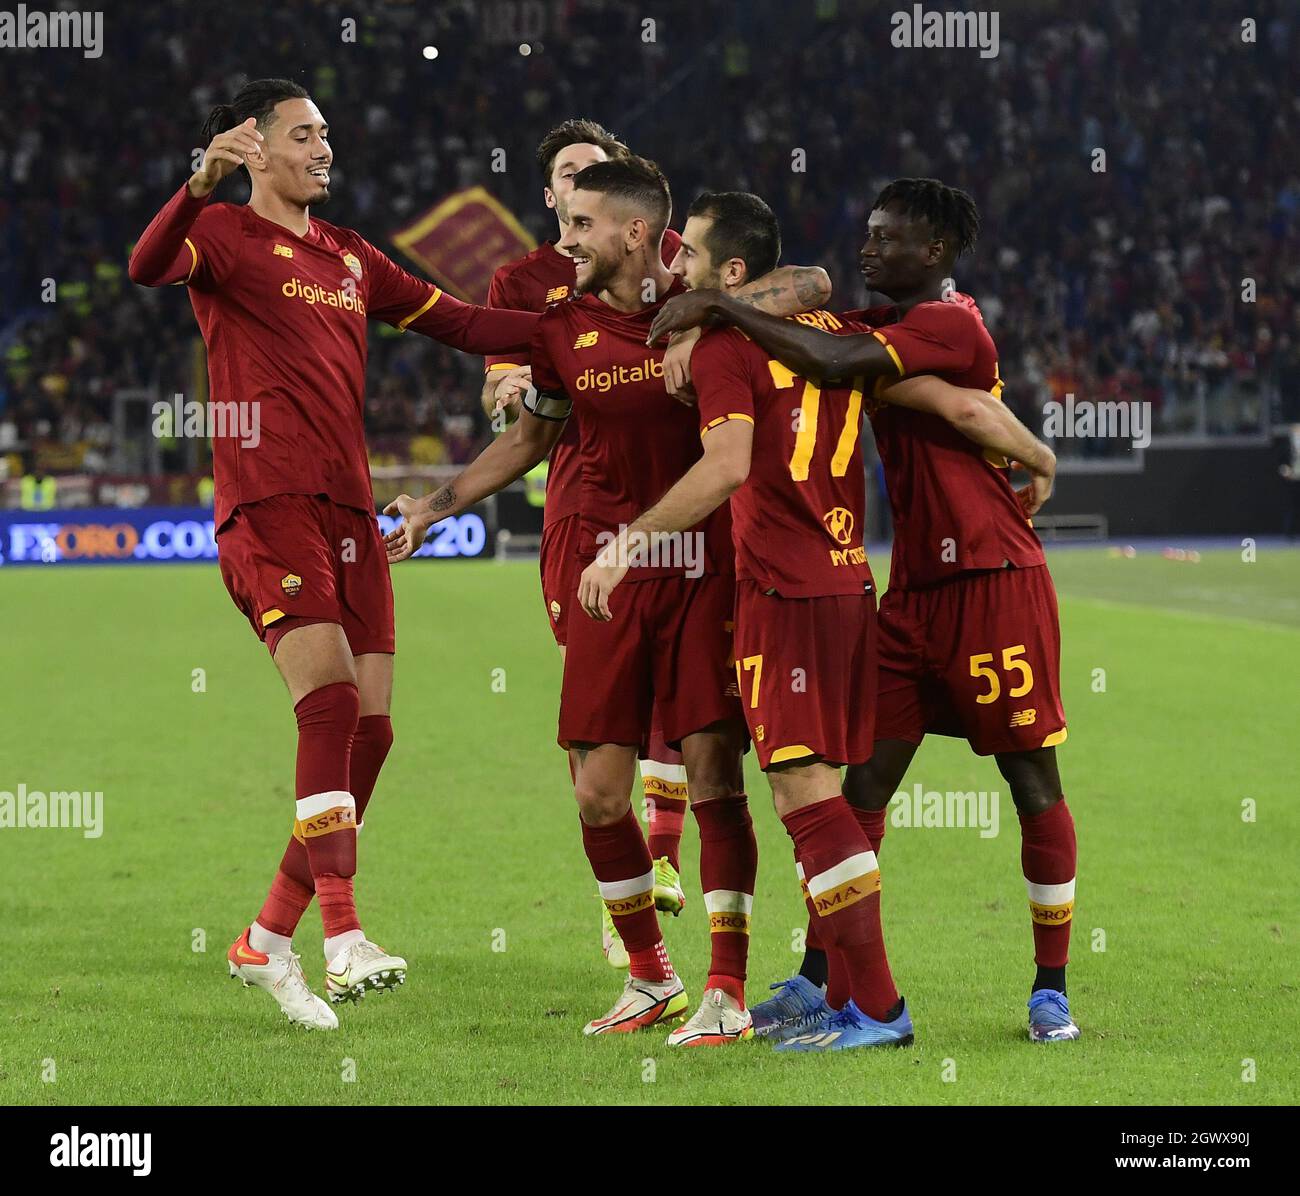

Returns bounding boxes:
[871,330,904,375]
[183,237,199,284]
[261,608,286,627]
[701,412,755,437]
[485,361,523,372]
[1041,728,1068,748]
[397,288,443,331]
[769,744,815,764]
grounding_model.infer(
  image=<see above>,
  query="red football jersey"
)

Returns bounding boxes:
[529,275,732,579]
[842,298,1045,589]
[692,315,874,598]
[129,183,537,529]
[484,231,682,528]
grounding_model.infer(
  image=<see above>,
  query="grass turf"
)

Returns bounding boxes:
[1,546,1296,1105]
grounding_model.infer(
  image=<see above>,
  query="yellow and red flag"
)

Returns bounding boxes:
[391,186,535,303]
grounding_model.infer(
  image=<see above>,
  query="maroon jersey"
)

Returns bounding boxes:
[692,315,874,598]
[528,275,732,579]
[484,231,683,529]
[842,298,1044,589]
[128,183,537,529]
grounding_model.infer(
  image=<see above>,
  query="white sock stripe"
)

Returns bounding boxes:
[807,851,879,897]
[795,861,806,881]
[640,759,688,783]
[703,889,754,916]
[295,790,355,819]
[597,870,655,900]
[1026,878,1076,905]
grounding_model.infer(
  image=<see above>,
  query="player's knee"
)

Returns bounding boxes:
[996,750,1061,816]
[573,781,630,827]
[294,680,361,736]
[844,763,894,811]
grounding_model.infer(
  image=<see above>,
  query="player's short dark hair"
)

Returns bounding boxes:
[535,119,630,185]
[686,191,781,281]
[872,178,980,260]
[200,78,312,165]
[571,156,672,240]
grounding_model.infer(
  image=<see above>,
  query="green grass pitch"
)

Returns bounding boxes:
[2,545,1297,1105]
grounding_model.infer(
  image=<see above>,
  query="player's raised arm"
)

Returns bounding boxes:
[648,289,895,379]
[384,381,566,562]
[658,266,831,399]
[128,117,263,287]
[880,375,1057,514]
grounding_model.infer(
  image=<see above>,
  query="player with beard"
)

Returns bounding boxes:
[584,190,1059,1050]
[129,78,539,1029]
[386,158,830,1043]
[480,120,831,971]
[648,177,1078,1044]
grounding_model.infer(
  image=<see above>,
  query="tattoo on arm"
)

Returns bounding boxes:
[732,284,782,309]
[792,267,826,308]
[430,485,456,513]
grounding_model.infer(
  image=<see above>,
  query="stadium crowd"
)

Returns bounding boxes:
[1,0,1296,488]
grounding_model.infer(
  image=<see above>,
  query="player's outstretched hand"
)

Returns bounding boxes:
[189,117,264,198]
[647,289,724,345]
[578,554,629,622]
[662,329,700,404]
[383,493,433,563]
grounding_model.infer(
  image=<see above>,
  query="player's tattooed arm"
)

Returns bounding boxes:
[880,375,1057,514]
[648,291,894,380]
[383,405,563,562]
[730,265,831,316]
[578,420,752,620]
[658,267,831,402]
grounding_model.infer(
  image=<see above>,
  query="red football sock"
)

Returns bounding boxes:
[798,862,844,1005]
[643,759,689,872]
[295,681,360,938]
[260,712,393,935]
[1020,798,1076,968]
[783,796,899,1021]
[693,793,757,995]
[852,805,887,855]
[255,869,313,938]
[581,808,672,981]
[351,714,393,826]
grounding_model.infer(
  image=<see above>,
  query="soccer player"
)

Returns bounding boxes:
[128,79,539,1029]
[478,119,691,970]
[386,159,828,1043]
[582,190,1058,1051]
[648,177,1079,1043]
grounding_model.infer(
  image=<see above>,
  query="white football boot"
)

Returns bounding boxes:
[227,928,338,1030]
[666,985,754,1047]
[324,939,407,1004]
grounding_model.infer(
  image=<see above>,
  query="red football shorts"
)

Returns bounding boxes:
[733,579,878,770]
[559,572,741,750]
[875,564,1066,756]
[539,512,582,647]
[217,493,395,656]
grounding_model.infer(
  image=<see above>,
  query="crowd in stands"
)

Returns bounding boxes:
[1,0,1296,489]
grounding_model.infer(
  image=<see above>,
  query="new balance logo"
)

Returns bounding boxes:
[545,285,570,303]
[273,244,294,258]
[573,330,599,349]
[1010,708,1038,727]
